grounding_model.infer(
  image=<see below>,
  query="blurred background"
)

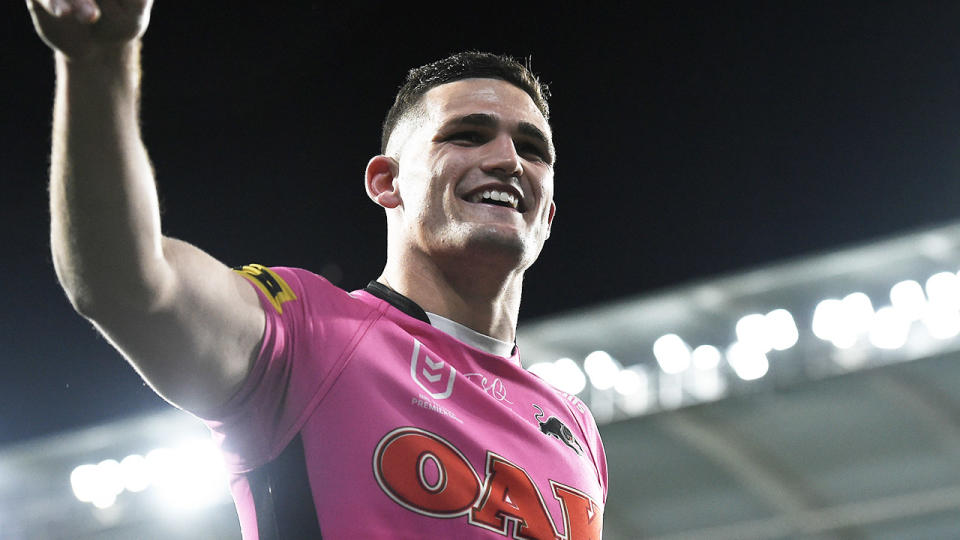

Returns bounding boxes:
[3,1,960,538]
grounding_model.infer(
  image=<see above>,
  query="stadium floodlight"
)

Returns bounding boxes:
[735,313,772,353]
[653,334,691,374]
[615,366,649,415]
[842,292,875,335]
[68,459,126,509]
[120,454,151,493]
[584,350,620,391]
[91,491,117,510]
[869,306,911,350]
[552,358,587,395]
[70,463,100,504]
[614,366,646,396]
[70,441,232,511]
[528,361,556,383]
[153,441,230,511]
[922,303,960,340]
[890,279,927,320]
[97,459,124,502]
[726,342,769,381]
[531,358,587,395]
[814,293,874,349]
[145,447,176,489]
[812,298,843,341]
[692,345,721,370]
[926,271,960,309]
[688,363,726,401]
[766,309,799,351]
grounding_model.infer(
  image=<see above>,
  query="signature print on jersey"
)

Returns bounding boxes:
[465,372,514,403]
[373,427,602,539]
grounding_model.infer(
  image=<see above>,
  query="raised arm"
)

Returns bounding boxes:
[29,0,265,414]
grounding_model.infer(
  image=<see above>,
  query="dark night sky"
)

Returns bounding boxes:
[3,1,960,445]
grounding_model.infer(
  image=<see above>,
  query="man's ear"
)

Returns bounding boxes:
[546,200,557,239]
[365,155,401,209]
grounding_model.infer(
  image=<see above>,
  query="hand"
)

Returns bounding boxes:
[26,0,154,60]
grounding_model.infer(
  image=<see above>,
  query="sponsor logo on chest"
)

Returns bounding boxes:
[373,427,603,539]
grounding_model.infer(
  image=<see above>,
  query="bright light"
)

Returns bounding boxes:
[91,491,117,510]
[814,293,874,348]
[842,292,875,335]
[534,358,588,395]
[71,441,231,510]
[922,304,960,340]
[890,279,927,320]
[831,331,858,350]
[554,358,587,395]
[736,313,772,353]
[530,359,587,394]
[614,366,645,396]
[120,454,150,493]
[688,365,726,401]
[527,362,555,381]
[146,447,176,489]
[583,351,620,391]
[692,345,721,369]
[154,441,229,510]
[70,460,125,509]
[616,366,650,415]
[869,306,911,350]
[766,309,799,350]
[653,334,691,374]
[70,464,99,503]
[812,298,843,340]
[926,272,960,309]
[726,342,769,381]
[97,459,124,501]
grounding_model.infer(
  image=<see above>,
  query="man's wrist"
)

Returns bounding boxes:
[55,40,141,91]
[55,40,141,73]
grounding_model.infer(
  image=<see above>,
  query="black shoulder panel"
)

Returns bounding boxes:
[246,433,323,540]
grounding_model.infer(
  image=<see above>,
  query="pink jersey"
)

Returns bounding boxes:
[203,265,607,539]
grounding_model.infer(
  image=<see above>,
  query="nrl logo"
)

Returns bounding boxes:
[410,339,456,400]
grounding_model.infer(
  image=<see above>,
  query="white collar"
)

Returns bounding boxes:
[426,312,516,358]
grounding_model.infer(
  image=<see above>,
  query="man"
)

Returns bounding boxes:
[29,0,607,538]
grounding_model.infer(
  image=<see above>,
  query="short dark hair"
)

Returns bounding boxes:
[380,51,551,154]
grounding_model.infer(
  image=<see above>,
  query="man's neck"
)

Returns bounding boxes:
[379,254,523,343]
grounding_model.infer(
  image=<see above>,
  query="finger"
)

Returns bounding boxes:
[27,0,84,20]
[25,0,61,17]
[71,0,100,23]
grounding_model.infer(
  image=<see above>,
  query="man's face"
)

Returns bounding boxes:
[389,78,556,272]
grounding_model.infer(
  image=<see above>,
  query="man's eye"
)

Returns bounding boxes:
[517,143,548,162]
[448,131,485,144]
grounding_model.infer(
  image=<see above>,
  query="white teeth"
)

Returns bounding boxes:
[469,189,520,209]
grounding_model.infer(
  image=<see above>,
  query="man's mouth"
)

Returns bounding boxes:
[464,188,526,212]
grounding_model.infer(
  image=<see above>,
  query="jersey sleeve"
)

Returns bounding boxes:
[201,265,371,472]
[561,391,610,504]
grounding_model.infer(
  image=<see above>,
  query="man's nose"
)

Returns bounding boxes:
[480,134,524,179]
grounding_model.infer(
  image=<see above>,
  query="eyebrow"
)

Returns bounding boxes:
[440,113,555,163]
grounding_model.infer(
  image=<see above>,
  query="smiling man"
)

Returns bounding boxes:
[29,0,607,538]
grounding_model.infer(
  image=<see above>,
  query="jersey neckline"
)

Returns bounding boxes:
[364,280,517,360]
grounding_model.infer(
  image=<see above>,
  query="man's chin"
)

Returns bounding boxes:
[459,228,538,266]
[426,222,543,269]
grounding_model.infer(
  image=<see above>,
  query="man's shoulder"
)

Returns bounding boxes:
[233,264,366,316]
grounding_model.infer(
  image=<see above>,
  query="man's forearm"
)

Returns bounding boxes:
[49,42,169,314]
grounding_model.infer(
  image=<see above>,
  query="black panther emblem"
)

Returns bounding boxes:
[533,405,583,456]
